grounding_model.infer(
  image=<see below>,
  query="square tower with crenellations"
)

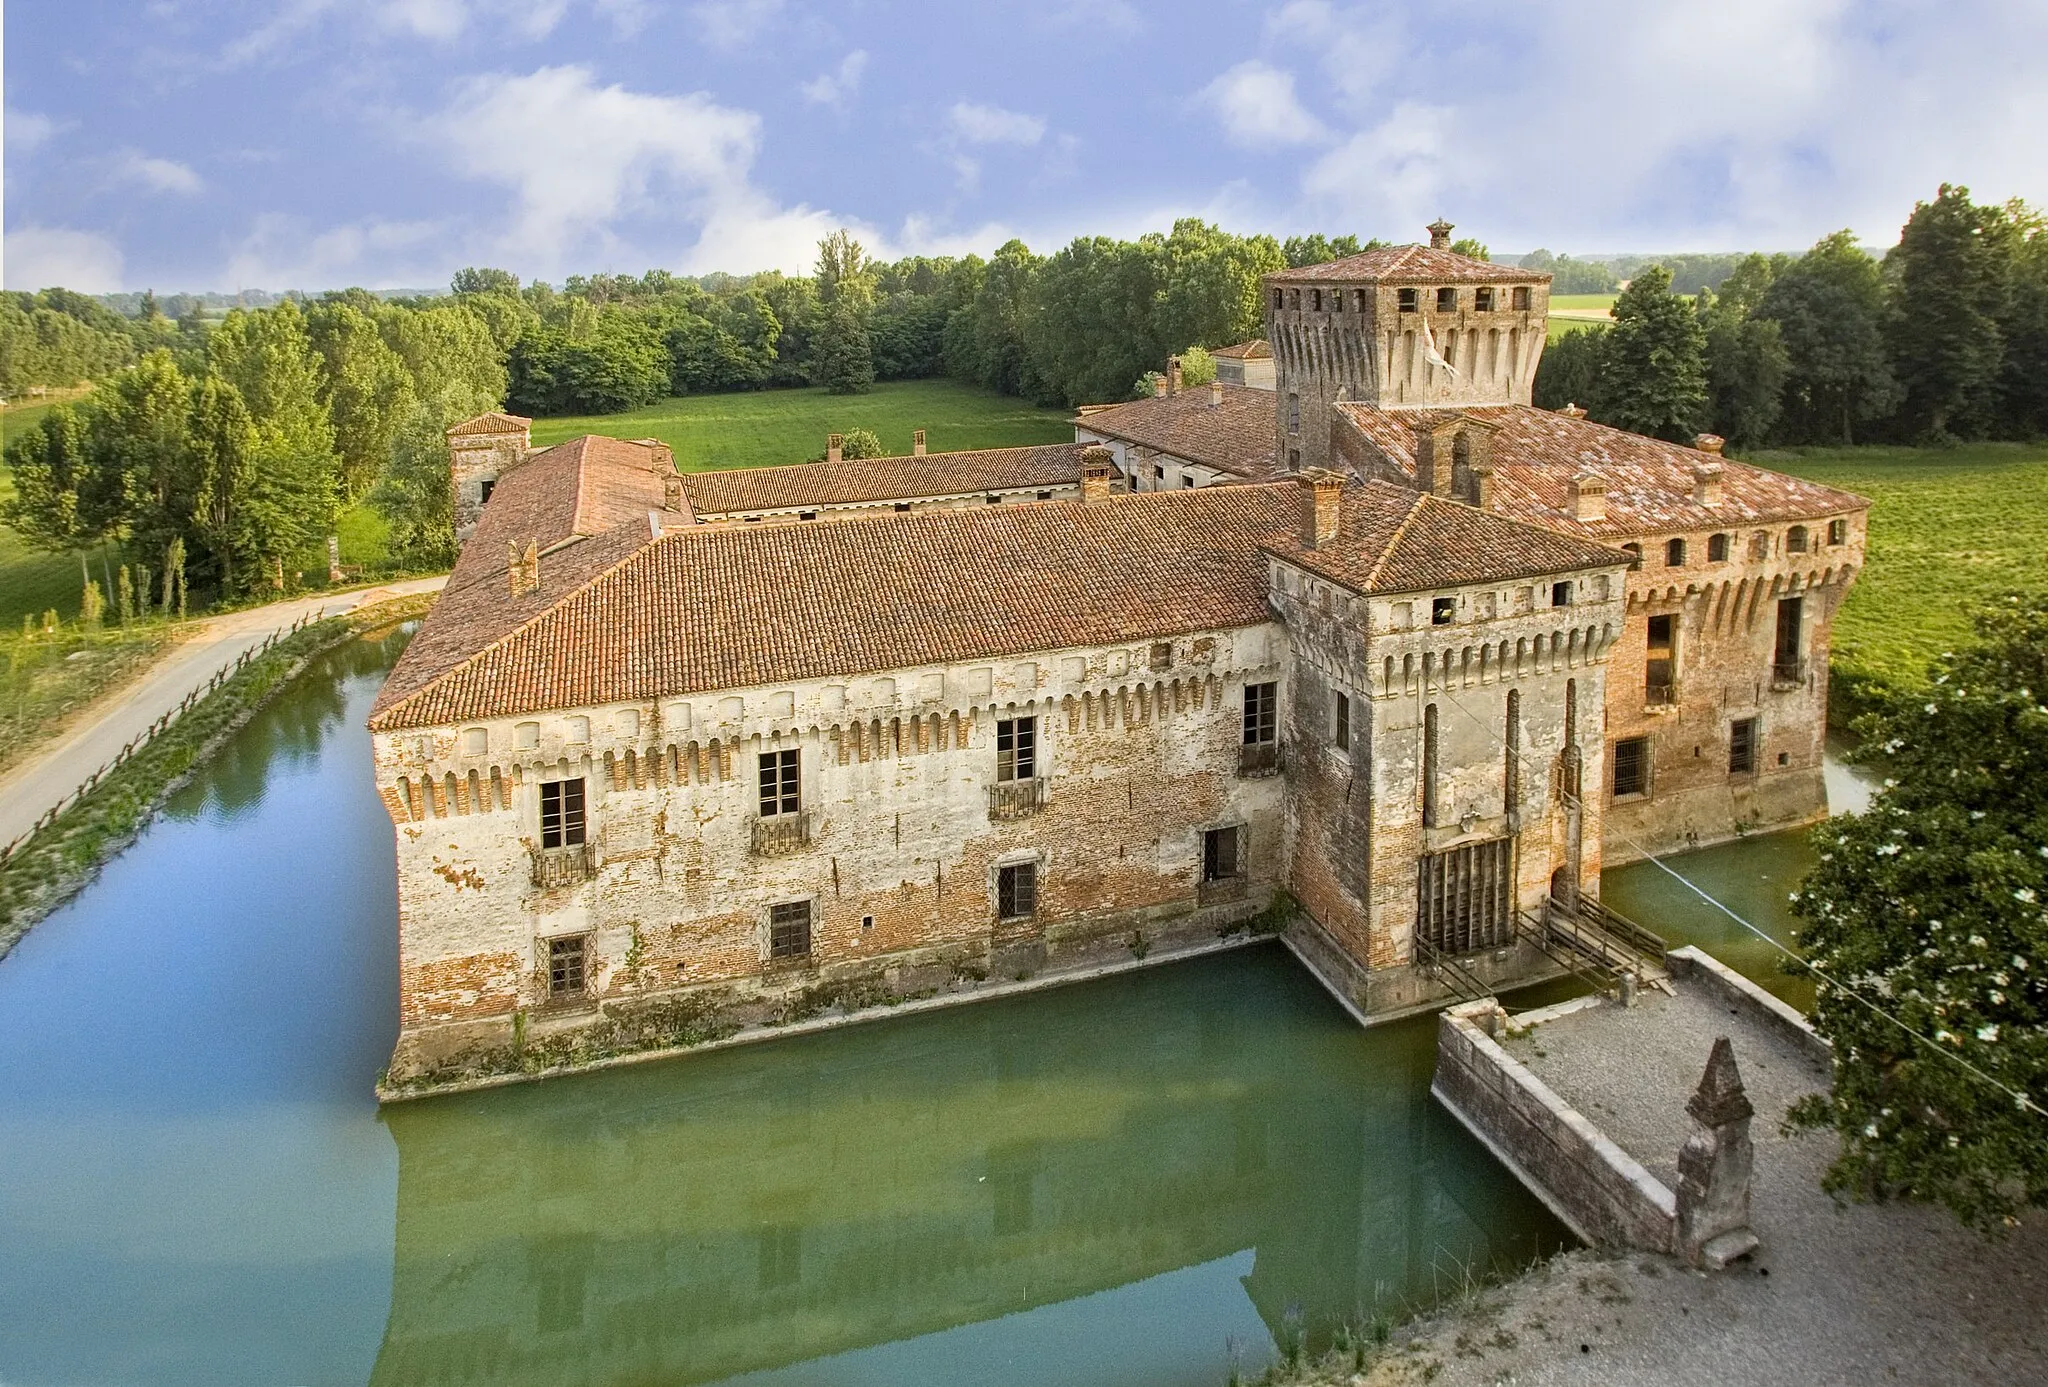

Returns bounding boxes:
[1263,221,1551,473]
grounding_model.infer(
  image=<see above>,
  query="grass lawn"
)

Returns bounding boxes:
[1747,442,2048,699]
[0,401,96,631]
[1547,319,1607,342]
[531,378,1076,473]
[1549,293,1619,313]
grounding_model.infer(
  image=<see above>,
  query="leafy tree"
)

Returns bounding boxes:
[1886,185,2015,440]
[1176,345,1217,388]
[838,428,884,460]
[1998,206,2048,437]
[372,383,499,568]
[1698,281,1789,448]
[945,240,1041,397]
[0,405,104,551]
[1531,328,1603,412]
[307,301,416,501]
[506,311,668,415]
[1449,237,1489,261]
[451,267,521,297]
[1283,234,1368,268]
[1156,219,1286,353]
[1588,266,1706,441]
[93,350,199,561]
[0,297,135,394]
[1790,592,2048,1232]
[187,375,262,590]
[813,300,876,395]
[206,302,340,554]
[380,303,509,409]
[1760,231,1899,444]
[1024,234,1166,406]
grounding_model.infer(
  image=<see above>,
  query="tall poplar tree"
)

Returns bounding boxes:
[308,301,416,502]
[1886,185,2014,440]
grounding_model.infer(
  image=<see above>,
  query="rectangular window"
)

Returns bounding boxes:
[1287,393,1301,433]
[478,477,497,504]
[759,749,800,818]
[1242,682,1278,745]
[539,778,586,848]
[1827,518,1846,546]
[1436,287,1458,312]
[996,716,1036,782]
[1334,692,1350,749]
[1512,286,1532,311]
[893,502,911,513]
[1154,464,1166,484]
[1708,532,1730,563]
[997,862,1037,919]
[1729,717,1758,775]
[1431,596,1456,625]
[1398,288,1418,313]
[1612,736,1649,798]
[1475,287,1495,312]
[1774,596,1804,681]
[1202,826,1242,882]
[1666,537,1687,567]
[769,900,812,959]
[547,934,589,997]
[1645,614,1676,705]
[1149,641,1173,671]
[1551,581,1573,607]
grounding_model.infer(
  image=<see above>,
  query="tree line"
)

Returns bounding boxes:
[1535,185,2048,448]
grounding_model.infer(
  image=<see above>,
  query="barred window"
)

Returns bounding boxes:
[1708,532,1730,563]
[1242,682,1278,746]
[1729,718,1759,775]
[547,934,589,997]
[997,862,1037,920]
[759,749,800,818]
[1612,737,1649,798]
[539,778,586,848]
[996,717,1036,782]
[769,901,812,959]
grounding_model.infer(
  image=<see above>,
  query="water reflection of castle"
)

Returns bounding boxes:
[370,949,1564,1385]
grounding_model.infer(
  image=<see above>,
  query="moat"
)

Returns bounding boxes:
[0,626,1841,1386]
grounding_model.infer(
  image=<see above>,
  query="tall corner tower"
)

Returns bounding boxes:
[1262,221,1553,472]
[445,412,534,539]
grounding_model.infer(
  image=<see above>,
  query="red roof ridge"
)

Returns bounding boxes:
[1359,488,1432,590]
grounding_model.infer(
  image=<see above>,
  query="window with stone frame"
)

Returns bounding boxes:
[996,716,1036,782]
[1612,737,1650,798]
[997,862,1037,919]
[768,900,812,959]
[1436,287,1458,312]
[1398,288,1419,312]
[547,933,590,998]
[539,778,586,848]
[1242,682,1278,746]
[1475,287,1496,312]
[759,749,800,818]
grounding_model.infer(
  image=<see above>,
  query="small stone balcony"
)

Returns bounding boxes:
[1770,658,1808,689]
[1238,741,1281,778]
[987,778,1046,822]
[530,841,596,889]
[752,813,812,857]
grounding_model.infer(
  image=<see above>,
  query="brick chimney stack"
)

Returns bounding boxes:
[1298,467,1345,548]
[1693,433,1726,456]
[1080,445,1114,503]
[1569,472,1608,522]
[912,429,926,457]
[826,433,843,464]
[1209,380,1223,407]
[1428,218,1455,250]
[1152,376,1168,398]
[1692,462,1725,508]
[1167,355,1183,395]
[662,474,683,511]
[508,540,540,595]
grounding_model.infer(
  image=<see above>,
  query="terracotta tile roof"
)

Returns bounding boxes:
[1267,245,1542,286]
[681,444,1087,516]
[1266,482,1630,596]
[1336,404,1870,540]
[445,411,533,436]
[1211,340,1271,360]
[371,478,1643,730]
[446,434,676,593]
[1072,384,1281,478]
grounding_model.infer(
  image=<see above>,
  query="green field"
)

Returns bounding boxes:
[1549,293,1619,313]
[532,379,1076,472]
[1750,442,2048,700]
[1,401,93,629]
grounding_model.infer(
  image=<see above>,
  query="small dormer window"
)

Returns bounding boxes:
[1436,287,1458,312]
[1512,286,1532,311]
[1398,288,1418,313]
[1475,288,1495,312]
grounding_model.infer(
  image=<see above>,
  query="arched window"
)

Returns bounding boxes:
[1666,537,1687,567]
[1708,533,1730,563]
[1787,525,1809,554]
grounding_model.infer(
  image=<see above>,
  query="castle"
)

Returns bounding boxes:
[368,226,1867,1094]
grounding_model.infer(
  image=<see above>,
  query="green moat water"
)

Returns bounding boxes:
[0,629,1844,1385]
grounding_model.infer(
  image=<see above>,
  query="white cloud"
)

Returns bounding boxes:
[948,102,1047,147]
[109,150,204,196]
[1202,61,1328,148]
[800,50,868,109]
[6,110,63,154]
[5,227,126,292]
[225,0,637,62]
[222,214,447,290]
[689,0,784,51]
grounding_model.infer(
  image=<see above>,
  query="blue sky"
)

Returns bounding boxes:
[6,0,2047,293]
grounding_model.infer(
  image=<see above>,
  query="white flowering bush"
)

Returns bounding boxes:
[1790,592,2048,1231]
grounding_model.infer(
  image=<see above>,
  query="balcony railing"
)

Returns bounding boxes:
[1771,658,1808,688]
[752,813,812,857]
[531,841,596,889]
[1238,741,1281,778]
[988,778,1046,821]
[1644,676,1678,708]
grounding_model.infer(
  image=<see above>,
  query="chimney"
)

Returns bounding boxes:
[662,474,683,511]
[1080,445,1114,503]
[1472,464,1494,512]
[1569,472,1608,522]
[508,539,540,596]
[1298,467,1345,548]
[634,438,674,473]
[912,428,926,457]
[1558,402,1588,419]
[1209,380,1223,407]
[1692,461,1725,508]
[1152,375,1168,398]
[1428,218,1455,251]
[1166,356,1183,395]
[826,432,843,464]
[1693,432,1726,456]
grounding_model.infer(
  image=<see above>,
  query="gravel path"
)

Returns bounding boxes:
[1332,990,2048,1386]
